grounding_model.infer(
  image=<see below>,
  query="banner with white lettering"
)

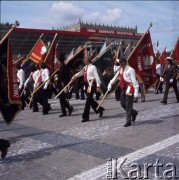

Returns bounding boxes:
[0,38,21,124]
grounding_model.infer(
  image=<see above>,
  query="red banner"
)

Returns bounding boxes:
[158,48,166,66]
[29,38,47,63]
[0,38,21,124]
[44,42,55,74]
[171,37,179,62]
[7,39,21,103]
[128,31,157,91]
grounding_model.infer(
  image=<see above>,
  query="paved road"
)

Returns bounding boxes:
[0,88,179,180]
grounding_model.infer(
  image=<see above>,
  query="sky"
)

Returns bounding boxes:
[1,1,179,52]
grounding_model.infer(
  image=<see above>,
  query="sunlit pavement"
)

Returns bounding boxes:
[0,86,179,180]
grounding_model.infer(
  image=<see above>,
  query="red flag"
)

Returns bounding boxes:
[44,42,55,74]
[158,47,166,66]
[29,38,47,63]
[0,38,21,124]
[171,37,179,61]
[128,31,157,92]
[7,40,21,103]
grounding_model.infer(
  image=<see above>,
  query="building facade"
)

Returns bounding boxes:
[1,20,143,59]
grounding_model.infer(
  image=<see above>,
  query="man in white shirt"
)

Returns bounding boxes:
[155,60,163,94]
[25,64,44,112]
[16,64,30,109]
[72,57,105,122]
[108,58,139,127]
[34,62,51,115]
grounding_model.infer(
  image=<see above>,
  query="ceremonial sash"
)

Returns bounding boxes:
[119,70,134,95]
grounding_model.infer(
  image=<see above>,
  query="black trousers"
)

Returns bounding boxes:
[42,89,49,114]
[19,87,30,109]
[59,91,71,115]
[120,86,138,124]
[82,85,104,119]
[0,139,10,150]
[115,86,121,101]
[163,82,179,103]
[32,90,43,111]
[155,74,163,93]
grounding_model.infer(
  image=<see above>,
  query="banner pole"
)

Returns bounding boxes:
[127,22,152,62]
[0,25,16,45]
[44,33,58,62]
[22,33,44,65]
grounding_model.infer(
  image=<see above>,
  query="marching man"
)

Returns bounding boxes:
[72,56,105,122]
[108,58,139,127]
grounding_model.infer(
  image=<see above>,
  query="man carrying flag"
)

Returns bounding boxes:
[108,58,139,127]
[72,56,105,122]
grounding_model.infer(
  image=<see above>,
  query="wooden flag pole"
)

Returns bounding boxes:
[13,55,26,65]
[54,42,113,100]
[64,44,87,65]
[96,90,109,111]
[28,95,33,109]
[127,22,153,62]
[123,43,130,57]
[0,25,16,45]
[44,33,58,63]
[54,80,73,99]
[115,39,122,60]
[22,33,44,64]
[91,42,113,63]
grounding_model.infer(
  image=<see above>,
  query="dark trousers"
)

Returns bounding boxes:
[156,74,163,93]
[115,86,121,101]
[59,92,71,115]
[82,86,104,119]
[163,82,179,103]
[120,86,137,124]
[33,91,43,111]
[0,139,10,150]
[19,88,30,109]
[42,89,49,114]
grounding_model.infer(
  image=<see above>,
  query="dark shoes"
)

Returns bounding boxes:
[33,109,39,112]
[59,114,67,117]
[1,148,8,159]
[43,112,48,115]
[68,106,73,116]
[42,105,52,115]
[81,118,89,122]
[123,122,131,127]
[0,139,10,159]
[99,110,104,118]
[161,100,167,105]
[132,112,138,122]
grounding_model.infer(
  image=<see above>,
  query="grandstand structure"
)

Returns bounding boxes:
[1,20,143,59]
